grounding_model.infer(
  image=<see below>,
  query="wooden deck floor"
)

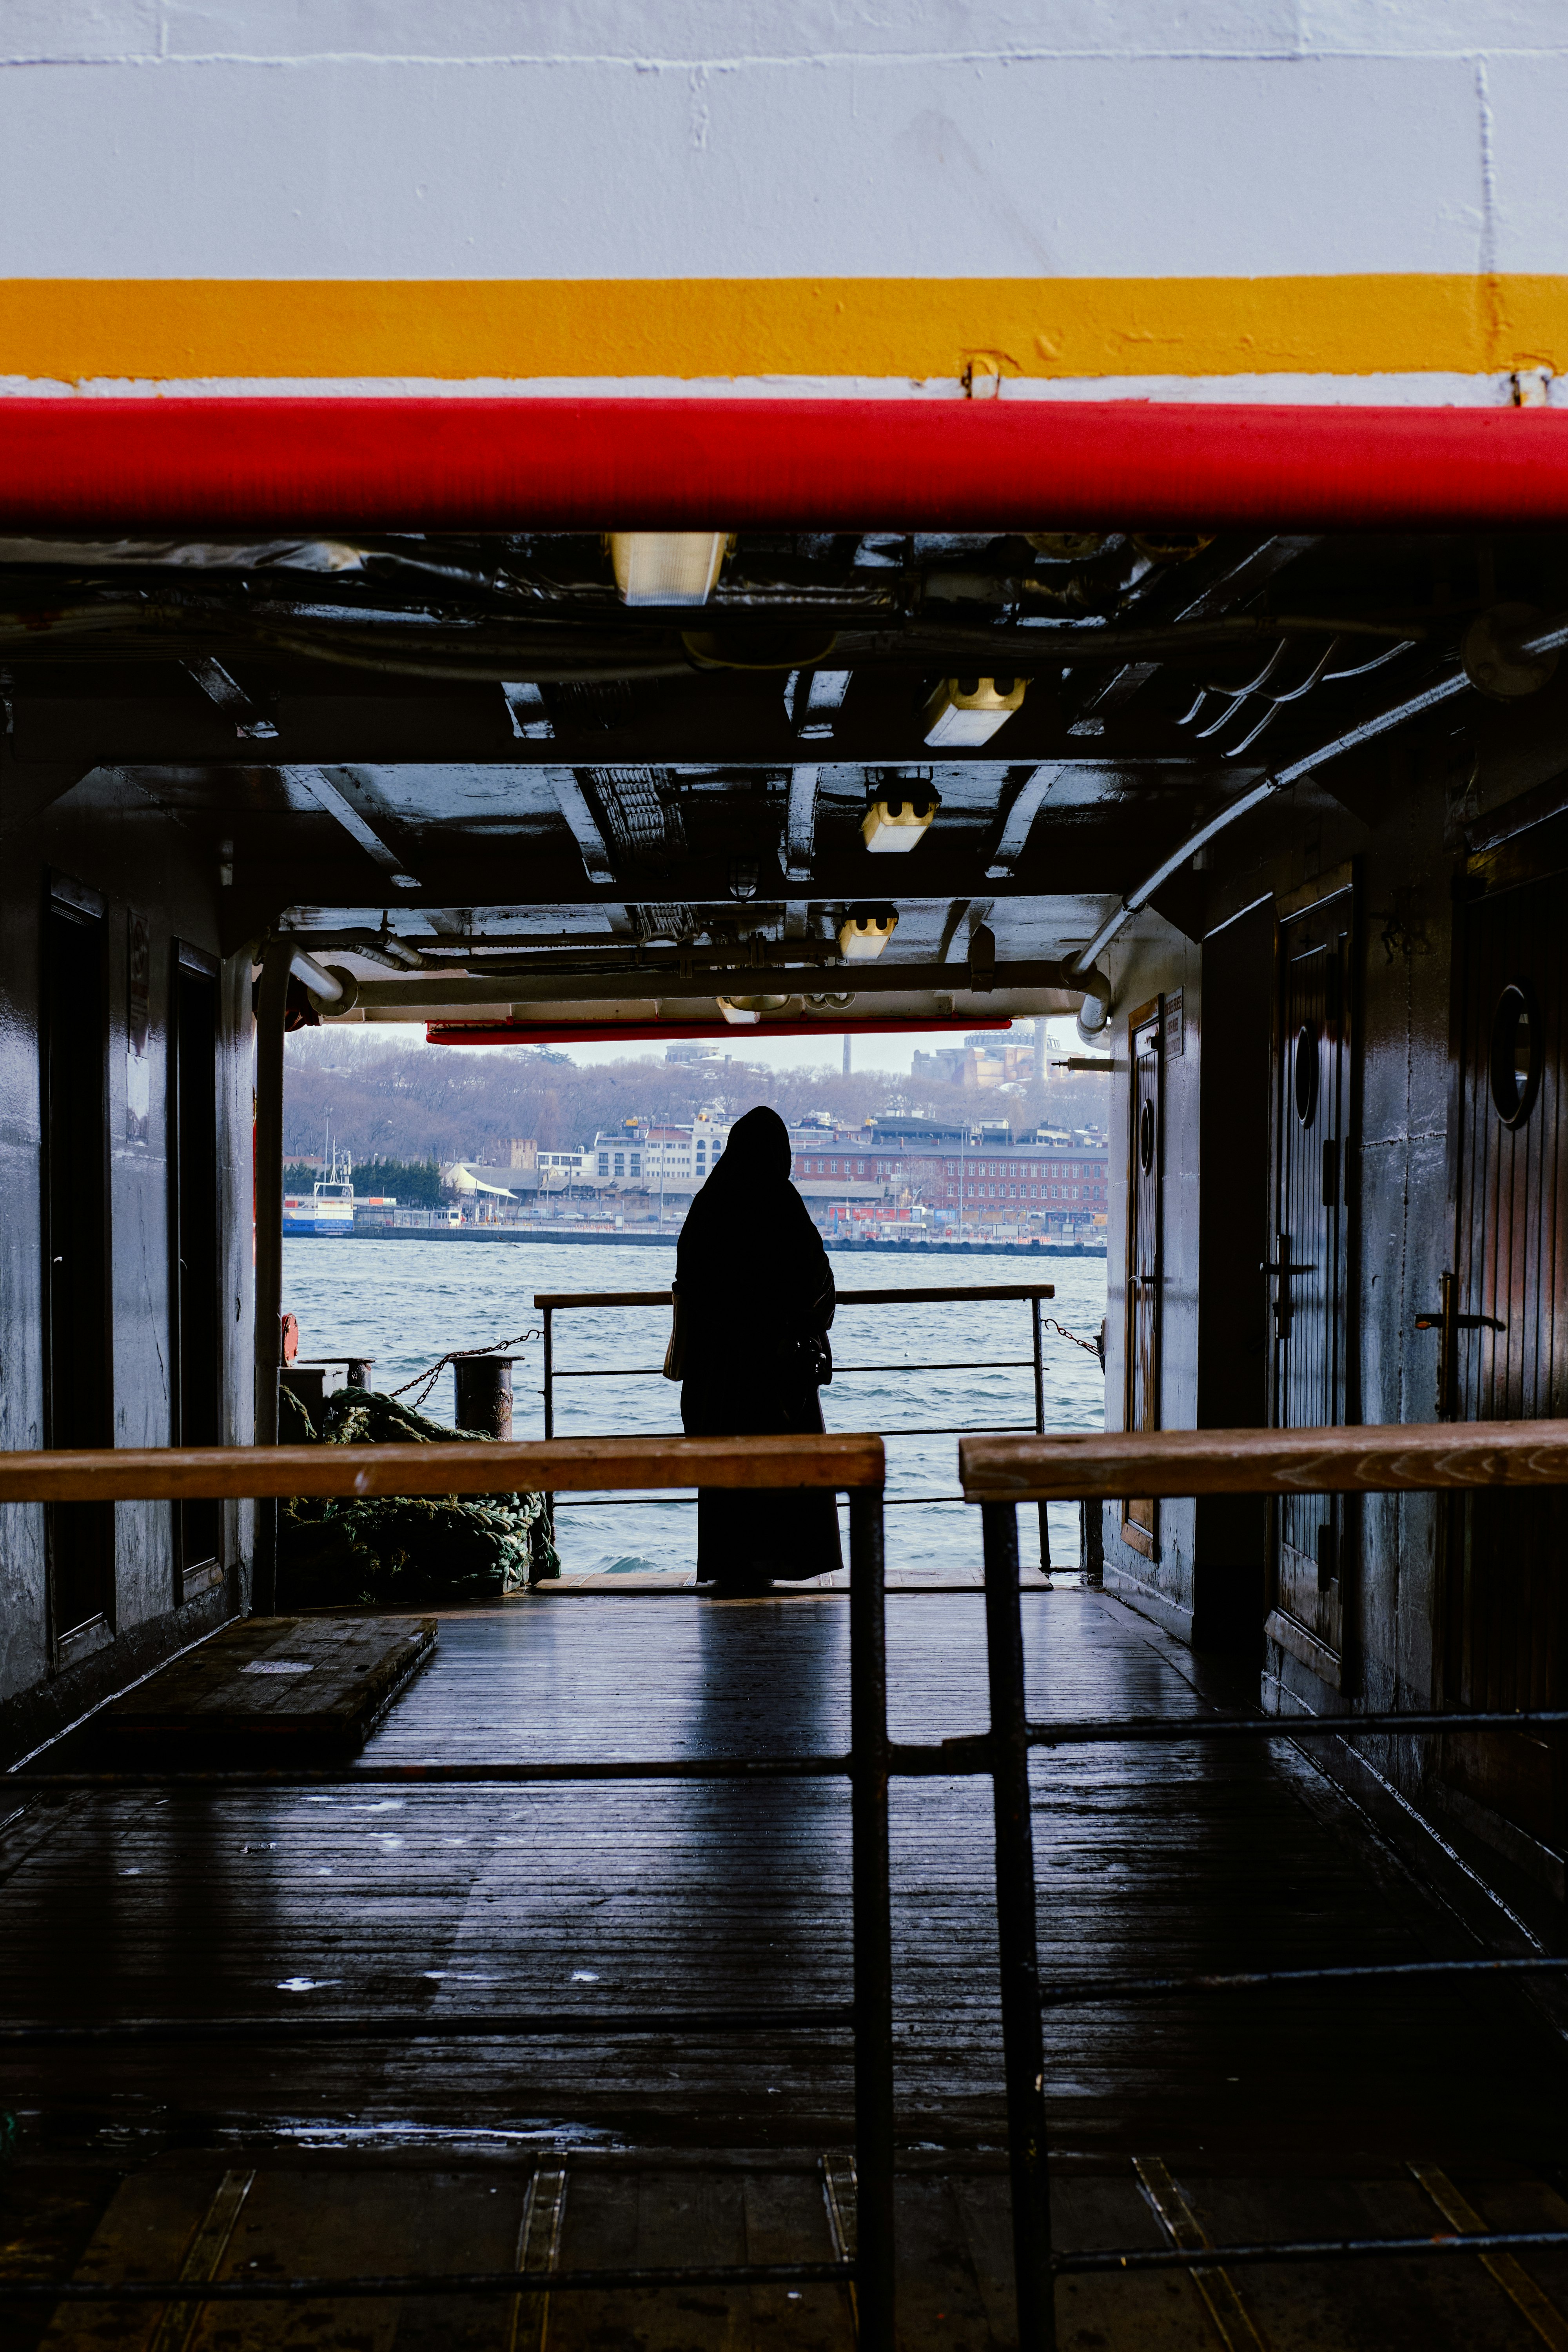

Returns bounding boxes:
[2,1586,1567,2347]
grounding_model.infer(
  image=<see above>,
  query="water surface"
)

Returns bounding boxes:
[282,1238,1108,1581]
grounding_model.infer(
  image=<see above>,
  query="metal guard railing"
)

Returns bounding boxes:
[535,1281,1076,1572]
[3,1420,1568,2343]
[0,1431,897,2340]
[959,1417,1568,2350]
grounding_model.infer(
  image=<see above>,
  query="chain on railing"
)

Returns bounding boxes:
[389,1324,540,1412]
[1039,1315,1103,1360]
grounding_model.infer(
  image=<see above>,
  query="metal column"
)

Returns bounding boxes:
[534,1305,555,1581]
[250,937,291,1613]
[982,1499,1054,2348]
[1029,1297,1051,1577]
[848,1484,894,2352]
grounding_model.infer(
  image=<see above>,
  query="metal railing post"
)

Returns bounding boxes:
[535,1305,556,1580]
[981,1497,1054,2350]
[1029,1297,1051,1579]
[849,1483,895,2352]
[250,938,294,1616]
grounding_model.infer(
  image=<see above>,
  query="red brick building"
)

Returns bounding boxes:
[788,1129,1109,1235]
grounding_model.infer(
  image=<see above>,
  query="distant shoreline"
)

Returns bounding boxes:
[286,1227,1106,1259]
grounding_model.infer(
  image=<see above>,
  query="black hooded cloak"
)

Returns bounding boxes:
[677,1104,842,1585]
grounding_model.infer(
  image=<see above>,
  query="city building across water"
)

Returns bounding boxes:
[406,1108,1108,1242]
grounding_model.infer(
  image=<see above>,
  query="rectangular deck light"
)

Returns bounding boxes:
[716,993,791,1025]
[838,909,898,958]
[610,532,730,606]
[862,784,939,853]
[921,675,1026,747]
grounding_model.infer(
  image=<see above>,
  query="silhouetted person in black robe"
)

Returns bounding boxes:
[677,1105,842,1592]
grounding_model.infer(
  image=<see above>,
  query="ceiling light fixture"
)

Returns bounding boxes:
[609,532,731,606]
[921,675,1026,747]
[716,993,792,1026]
[838,908,898,959]
[862,780,939,854]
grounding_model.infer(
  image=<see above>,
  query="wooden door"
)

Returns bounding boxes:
[1122,1000,1162,1557]
[1269,885,1354,1668]
[42,894,113,1647]
[1441,855,1566,1867]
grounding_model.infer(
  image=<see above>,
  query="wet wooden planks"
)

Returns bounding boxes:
[31,2159,529,2352]
[20,2154,1568,2351]
[0,1592,1565,2163]
[98,1617,437,1757]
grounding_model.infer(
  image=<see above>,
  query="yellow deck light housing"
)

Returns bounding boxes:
[920,675,1026,747]
[717,993,791,1025]
[1129,532,1216,564]
[838,908,898,960]
[610,532,731,606]
[1025,531,1111,560]
[862,780,939,853]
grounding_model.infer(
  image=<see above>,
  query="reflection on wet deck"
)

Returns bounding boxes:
[4,1588,1567,2347]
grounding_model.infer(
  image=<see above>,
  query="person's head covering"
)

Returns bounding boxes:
[677,1099,827,1325]
[706,1104,791,1188]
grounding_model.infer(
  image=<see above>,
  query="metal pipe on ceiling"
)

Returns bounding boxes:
[425,1015,1014,1048]
[286,947,353,1007]
[1515,611,1568,659]
[1065,664,1480,1040]
[344,960,1082,1008]
[2,399,1568,533]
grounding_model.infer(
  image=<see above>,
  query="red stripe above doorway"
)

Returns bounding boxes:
[2,397,1566,532]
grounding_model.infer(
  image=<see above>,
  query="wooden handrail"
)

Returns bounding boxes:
[534,1284,1057,1310]
[0,1434,885,1504]
[959,1422,1568,1502]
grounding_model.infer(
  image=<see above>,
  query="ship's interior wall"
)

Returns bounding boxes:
[0,764,252,1763]
[1098,702,1566,1914]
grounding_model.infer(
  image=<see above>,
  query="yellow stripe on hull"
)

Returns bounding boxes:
[2,275,1566,384]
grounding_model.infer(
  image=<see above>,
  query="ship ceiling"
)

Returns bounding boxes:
[2,523,1564,1037]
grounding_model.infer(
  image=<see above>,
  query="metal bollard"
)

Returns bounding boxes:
[454,1355,515,1441]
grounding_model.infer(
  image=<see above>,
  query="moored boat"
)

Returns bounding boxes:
[282,1142,355,1238]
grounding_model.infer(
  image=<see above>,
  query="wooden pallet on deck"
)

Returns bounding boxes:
[98,1615,437,1758]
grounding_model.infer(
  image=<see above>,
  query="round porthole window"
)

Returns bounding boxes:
[1138,1099,1156,1174]
[1292,1025,1319,1125]
[1489,982,1540,1127]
